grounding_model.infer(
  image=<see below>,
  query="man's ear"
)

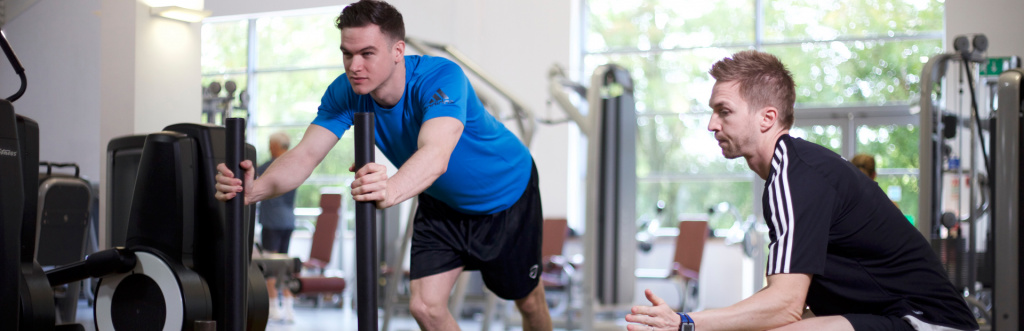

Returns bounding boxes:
[393,40,406,63]
[760,106,779,132]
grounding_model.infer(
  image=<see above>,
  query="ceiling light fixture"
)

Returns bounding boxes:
[150,6,212,23]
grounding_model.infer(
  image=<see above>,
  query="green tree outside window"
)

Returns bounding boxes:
[584,0,941,230]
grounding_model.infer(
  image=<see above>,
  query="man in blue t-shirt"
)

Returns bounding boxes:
[626,51,978,331]
[214,1,551,330]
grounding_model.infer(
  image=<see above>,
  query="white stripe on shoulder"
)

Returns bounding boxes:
[768,147,784,273]
[778,142,796,274]
[767,176,779,274]
[767,142,796,274]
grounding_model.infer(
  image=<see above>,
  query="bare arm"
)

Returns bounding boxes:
[351,116,463,208]
[690,273,810,329]
[626,273,811,331]
[215,124,338,204]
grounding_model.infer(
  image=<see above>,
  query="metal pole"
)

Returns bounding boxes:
[224,118,248,331]
[967,75,979,295]
[994,68,1022,331]
[354,112,378,331]
[919,53,957,241]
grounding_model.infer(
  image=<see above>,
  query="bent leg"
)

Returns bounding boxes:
[409,267,464,331]
[514,281,552,331]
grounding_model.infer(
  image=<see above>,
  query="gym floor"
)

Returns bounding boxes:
[72,295,596,331]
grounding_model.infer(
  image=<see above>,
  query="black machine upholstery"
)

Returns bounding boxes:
[105,134,147,249]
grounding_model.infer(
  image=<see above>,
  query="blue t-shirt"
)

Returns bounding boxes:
[312,55,532,215]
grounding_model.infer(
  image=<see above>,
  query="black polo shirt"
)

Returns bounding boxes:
[762,134,977,329]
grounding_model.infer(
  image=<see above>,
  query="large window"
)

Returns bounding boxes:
[583,0,942,230]
[202,9,351,209]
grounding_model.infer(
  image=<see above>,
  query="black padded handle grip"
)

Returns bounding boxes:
[224,118,247,331]
[354,112,377,331]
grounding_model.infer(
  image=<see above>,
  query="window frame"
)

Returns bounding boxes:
[580,0,938,229]
[201,7,351,208]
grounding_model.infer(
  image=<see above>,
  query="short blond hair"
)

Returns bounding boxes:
[709,50,796,129]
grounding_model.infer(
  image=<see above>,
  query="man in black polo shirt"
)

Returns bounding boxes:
[626,50,978,331]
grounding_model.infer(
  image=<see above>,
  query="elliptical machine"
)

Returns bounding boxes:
[45,121,270,331]
[0,28,269,330]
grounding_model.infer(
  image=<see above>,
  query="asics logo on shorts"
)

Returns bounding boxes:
[529,265,539,279]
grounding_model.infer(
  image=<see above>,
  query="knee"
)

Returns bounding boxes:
[515,289,548,316]
[409,297,449,324]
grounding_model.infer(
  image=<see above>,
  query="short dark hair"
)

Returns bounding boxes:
[709,50,796,129]
[335,0,406,43]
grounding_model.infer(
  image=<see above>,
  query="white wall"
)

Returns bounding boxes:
[98,0,135,169]
[0,0,102,183]
[0,0,204,183]
[133,6,202,134]
[946,0,1024,59]
[0,0,203,247]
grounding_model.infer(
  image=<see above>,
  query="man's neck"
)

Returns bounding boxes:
[746,129,789,180]
[370,58,406,108]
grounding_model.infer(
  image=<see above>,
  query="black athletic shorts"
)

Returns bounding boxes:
[409,161,543,301]
[844,314,915,331]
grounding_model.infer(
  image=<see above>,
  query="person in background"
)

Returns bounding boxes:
[850,154,877,180]
[257,131,298,323]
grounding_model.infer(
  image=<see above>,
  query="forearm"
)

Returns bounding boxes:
[375,116,462,208]
[250,157,312,203]
[381,145,449,207]
[689,282,805,330]
[248,126,333,203]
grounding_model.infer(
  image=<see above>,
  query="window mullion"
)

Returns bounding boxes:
[755,0,764,50]
[247,18,258,130]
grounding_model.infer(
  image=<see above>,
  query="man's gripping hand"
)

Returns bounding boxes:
[215,160,255,205]
[351,162,391,209]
